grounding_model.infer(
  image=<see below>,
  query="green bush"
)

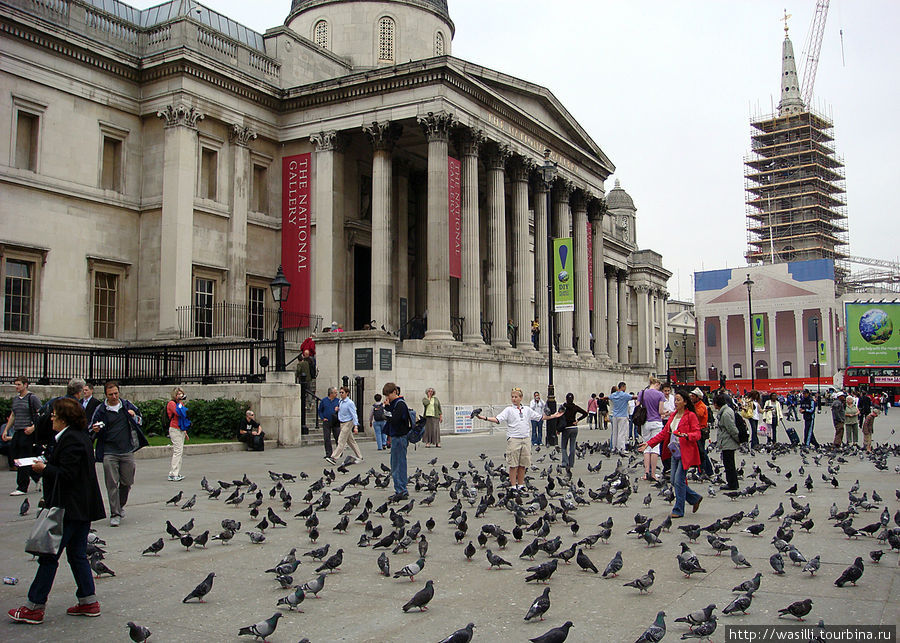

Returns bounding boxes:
[0,397,11,425]
[135,398,249,440]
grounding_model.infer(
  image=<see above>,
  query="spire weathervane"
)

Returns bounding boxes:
[781,9,792,34]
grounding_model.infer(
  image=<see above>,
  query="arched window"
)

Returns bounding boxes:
[314,20,329,49]
[378,17,395,61]
[434,31,445,56]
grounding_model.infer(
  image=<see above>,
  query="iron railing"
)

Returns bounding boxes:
[0,340,278,385]
[481,321,493,345]
[398,316,426,340]
[450,316,464,343]
[176,303,321,343]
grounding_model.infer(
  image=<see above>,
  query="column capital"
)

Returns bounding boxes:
[552,178,574,203]
[418,111,455,142]
[157,103,204,129]
[588,196,608,222]
[454,127,484,157]
[634,284,651,294]
[569,189,589,212]
[363,121,402,151]
[482,140,511,170]
[311,129,348,152]
[229,124,258,147]
[506,155,534,182]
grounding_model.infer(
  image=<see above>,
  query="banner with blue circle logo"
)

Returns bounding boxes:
[552,237,574,312]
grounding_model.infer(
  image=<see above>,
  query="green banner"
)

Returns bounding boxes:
[752,314,765,352]
[552,237,574,312]
[846,302,900,366]
[818,340,827,365]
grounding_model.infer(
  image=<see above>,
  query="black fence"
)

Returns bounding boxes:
[177,303,321,344]
[1,340,278,386]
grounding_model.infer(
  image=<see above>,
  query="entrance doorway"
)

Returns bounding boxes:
[353,245,371,331]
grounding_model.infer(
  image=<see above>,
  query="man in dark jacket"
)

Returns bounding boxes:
[89,381,147,527]
[799,389,818,447]
[831,391,846,447]
[382,382,410,501]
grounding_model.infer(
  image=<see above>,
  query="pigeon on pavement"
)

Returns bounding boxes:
[276,586,305,612]
[316,548,344,573]
[778,598,813,621]
[126,621,152,642]
[834,557,864,587]
[635,611,666,643]
[680,614,717,640]
[142,538,164,556]
[301,573,326,597]
[732,572,762,594]
[769,553,785,575]
[394,557,426,581]
[675,604,716,628]
[402,579,434,611]
[529,620,573,643]
[602,551,623,577]
[524,587,551,621]
[181,494,196,511]
[438,622,475,643]
[238,612,282,641]
[722,593,753,615]
[378,551,390,576]
[802,555,821,576]
[486,549,512,569]
[19,497,29,516]
[623,569,655,593]
[729,546,752,568]
[575,549,598,573]
[166,490,183,505]
[183,572,215,603]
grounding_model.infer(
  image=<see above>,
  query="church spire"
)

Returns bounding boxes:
[777,12,805,116]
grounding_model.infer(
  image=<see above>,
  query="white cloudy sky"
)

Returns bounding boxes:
[131,0,900,300]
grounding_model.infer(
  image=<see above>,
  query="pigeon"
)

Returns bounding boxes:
[246,531,266,544]
[126,621,152,642]
[575,549,598,573]
[486,549,512,569]
[238,612,282,641]
[180,533,194,550]
[778,598,813,621]
[529,620,573,643]
[142,537,165,556]
[723,593,753,615]
[635,611,667,643]
[179,518,195,533]
[802,555,821,576]
[524,587,551,621]
[677,550,707,577]
[743,523,765,537]
[788,547,807,566]
[464,541,477,560]
[181,494,197,511]
[438,622,475,643]
[394,557,425,581]
[300,573,326,597]
[165,520,181,539]
[602,551,624,578]
[194,530,209,548]
[303,544,330,561]
[729,546,752,568]
[90,555,115,578]
[19,497,29,516]
[870,550,885,563]
[732,572,762,594]
[680,614,717,640]
[316,548,344,573]
[276,586,306,612]
[623,569,655,593]
[675,604,716,628]
[211,529,235,544]
[183,572,215,603]
[402,579,434,611]
[378,551,390,576]
[525,559,558,584]
[834,557,864,587]
[166,490,183,505]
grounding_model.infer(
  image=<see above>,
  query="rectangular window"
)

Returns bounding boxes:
[247,286,266,340]
[200,148,218,200]
[15,112,38,171]
[101,136,123,191]
[252,164,268,212]
[4,259,33,332]
[93,271,118,339]
[194,277,215,337]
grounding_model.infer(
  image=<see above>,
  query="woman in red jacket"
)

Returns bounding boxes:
[638,388,703,518]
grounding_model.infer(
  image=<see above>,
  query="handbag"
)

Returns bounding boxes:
[631,390,648,428]
[25,474,64,556]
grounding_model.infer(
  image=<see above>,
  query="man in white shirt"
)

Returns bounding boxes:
[529,392,547,446]
[478,388,561,490]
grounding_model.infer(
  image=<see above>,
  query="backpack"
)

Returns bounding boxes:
[159,402,174,434]
[631,390,648,427]
[372,403,385,422]
[734,412,749,444]
[406,409,426,444]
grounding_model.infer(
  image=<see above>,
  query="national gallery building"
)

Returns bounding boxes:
[1,0,670,410]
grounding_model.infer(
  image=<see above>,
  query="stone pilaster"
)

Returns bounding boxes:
[590,203,608,359]
[658,290,669,376]
[509,155,534,350]
[721,315,730,381]
[156,102,204,337]
[606,267,618,361]
[533,176,550,352]
[794,310,805,377]
[571,191,590,356]
[418,111,455,341]
[227,124,257,305]
[617,271,628,363]
[697,315,707,380]
[310,130,347,327]
[636,284,650,364]
[363,121,401,330]
[768,310,778,379]
[554,180,575,356]
[457,128,484,345]
[484,140,511,348]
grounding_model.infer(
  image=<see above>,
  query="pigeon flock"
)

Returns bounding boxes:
[19,432,900,642]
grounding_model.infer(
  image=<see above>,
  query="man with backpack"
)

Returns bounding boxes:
[799,389,819,447]
[3,376,42,495]
[382,382,412,501]
[369,394,387,451]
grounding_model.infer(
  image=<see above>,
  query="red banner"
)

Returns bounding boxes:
[448,156,462,279]
[281,153,311,326]
[586,219,593,311]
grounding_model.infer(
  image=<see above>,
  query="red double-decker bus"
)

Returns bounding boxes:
[843,366,900,406]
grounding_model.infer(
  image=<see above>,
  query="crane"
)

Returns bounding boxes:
[799,0,830,107]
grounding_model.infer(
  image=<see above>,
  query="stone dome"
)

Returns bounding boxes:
[289,0,452,30]
[606,179,635,210]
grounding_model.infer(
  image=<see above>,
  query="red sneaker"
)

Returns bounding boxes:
[66,602,100,617]
[8,606,44,624]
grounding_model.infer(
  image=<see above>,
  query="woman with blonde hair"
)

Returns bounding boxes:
[636,377,668,481]
[165,387,190,482]
[422,388,442,447]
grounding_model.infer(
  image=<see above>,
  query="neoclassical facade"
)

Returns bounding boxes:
[1,0,670,405]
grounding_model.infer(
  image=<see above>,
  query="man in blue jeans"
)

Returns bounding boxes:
[799,389,818,447]
[382,382,410,501]
[529,391,546,446]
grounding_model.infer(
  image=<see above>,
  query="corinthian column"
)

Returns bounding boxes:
[418,111,455,341]
[606,267,617,360]
[484,140,511,348]
[458,128,484,344]
[533,176,550,352]
[509,156,534,350]
[554,181,575,356]
[590,203,608,359]
[636,284,650,364]
[571,191,590,356]
[363,121,401,331]
[617,271,628,363]
[310,130,347,327]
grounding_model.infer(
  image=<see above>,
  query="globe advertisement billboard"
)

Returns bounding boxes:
[846,302,900,366]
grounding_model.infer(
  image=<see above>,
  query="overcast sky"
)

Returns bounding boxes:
[131,0,900,301]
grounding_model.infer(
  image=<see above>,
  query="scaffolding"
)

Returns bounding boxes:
[744,109,849,282]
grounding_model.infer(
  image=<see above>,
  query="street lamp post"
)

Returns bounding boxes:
[541,149,558,414]
[664,343,673,385]
[743,273,755,392]
[269,265,292,372]
[682,328,688,383]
